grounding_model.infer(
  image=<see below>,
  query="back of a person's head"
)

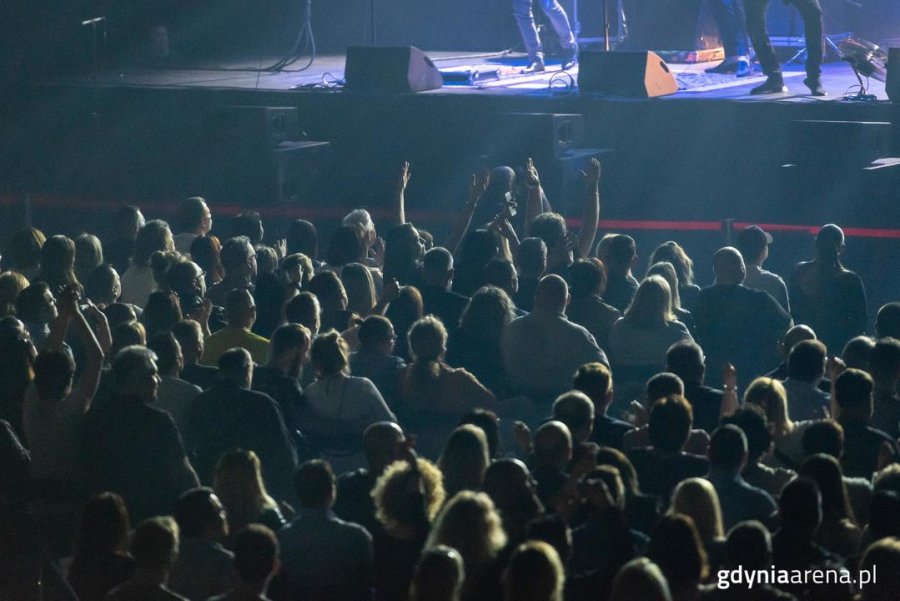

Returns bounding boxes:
[233,524,279,584]
[439,424,490,496]
[573,362,613,403]
[459,409,500,459]
[0,271,29,317]
[859,537,900,601]
[649,241,694,288]
[528,213,567,253]
[646,372,684,405]
[40,235,76,279]
[483,258,517,292]
[284,291,320,331]
[287,219,318,257]
[270,323,310,359]
[533,420,573,470]
[427,491,507,568]
[130,517,179,571]
[75,492,130,556]
[525,514,572,563]
[624,276,672,327]
[110,321,147,358]
[133,220,173,267]
[147,331,181,375]
[648,395,692,453]
[712,247,745,285]
[218,347,252,384]
[503,541,565,601]
[325,225,365,268]
[16,281,50,323]
[174,487,224,539]
[670,478,724,544]
[647,514,708,595]
[815,223,845,266]
[34,349,75,401]
[459,286,514,340]
[743,377,789,426]
[294,459,335,509]
[665,341,705,384]
[308,270,347,310]
[374,457,445,533]
[722,406,771,464]
[567,258,606,299]
[221,236,254,272]
[725,521,771,569]
[875,464,900,495]
[224,287,254,325]
[869,338,900,383]
[802,419,844,458]
[604,235,637,272]
[143,290,183,338]
[610,558,673,601]
[834,368,874,416]
[410,546,464,601]
[779,476,822,534]
[230,212,263,245]
[386,285,423,326]
[214,449,273,525]
[787,339,827,382]
[799,453,852,523]
[518,237,547,278]
[175,196,209,233]
[552,391,594,442]
[423,246,453,275]
[868,491,900,541]
[876,302,900,339]
[708,424,748,472]
[645,262,681,310]
[408,315,447,364]
[534,274,568,312]
[113,205,144,234]
[310,329,349,378]
[5,226,45,272]
[843,335,876,370]
[111,345,155,393]
[74,233,104,280]
[595,447,640,495]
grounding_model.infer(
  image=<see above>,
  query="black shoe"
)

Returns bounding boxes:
[736,59,752,78]
[804,76,826,96]
[524,58,546,73]
[561,45,578,70]
[706,60,738,74]
[751,74,787,95]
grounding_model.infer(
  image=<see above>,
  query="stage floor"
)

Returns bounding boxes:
[52,50,888,103]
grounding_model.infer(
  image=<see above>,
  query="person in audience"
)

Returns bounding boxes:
[869,337,900,439]
[670,478,726,569]
[566,258,620,352]
[201,288,269,366]
[324,225,366,275]
[251,323,310,432]
[722,406,794,499]
[284,292,321,344]
[207,524,279,601]
[0,271,29,318]
[833,368,896,478]
[190,235,225,288]
[573,362,634,450]
[230,212,264,246]
[876,302,900,339]
[439,424,490,498]
[75,233,104,285]
[383,223,425,287]
[105,516,186,601]
[735,224,789,311]
[37,234,82,296]
[146,332,200,434]
[596,446,661,535]
[286,219,320,265]
[0,318,36,438]
[743,375,812,471]
[85,264,121,308]
[67,493,135,601]
[419,247,470,330]
[645,261,694,333]
[451,229,499,298]
[705,424,777,529]
[351,315,406,407]
[693,247,791,386]
[665,340,725,434]
[17,281,59,349]
[766,324,817,381]
[169,487,234,601]
[308,270,357,333]
[121,220,174,307]
[798,453,861,558]
[503,540,565,601]
[207,236,257,307]
[186,347,297,500]
[842,335,875,370]
[277,460,373,601]
[597,234,639,313]
[386,285,424,361]
[515,237,547,312]
[104,206,144,276]
[622,373,710,456]
[609,557,673,601]
[459,408,501,459]
[789,224,867,354]
[857,537,900,601]
[648,241,700,311]
[214,449,287,539]
[172,319,217,390]
[142,290,183,338]
[83,346,199,522]
[3,226,45,281]
[527,420,572,509]
[372,455,445,601]
[173,197,213,255]
[482,258,519,306]
[341,262,379,317]
[483,458,543,546]
[165,259,221,329]
[409,546,465,601]
[782,339,830,421]
[646,514,708,601]
[553,391,595,445]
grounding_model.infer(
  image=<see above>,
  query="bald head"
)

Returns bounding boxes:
[783,325,817,355]
[535,274,568,312]
[713,247,746,285]
[533,420,573,470]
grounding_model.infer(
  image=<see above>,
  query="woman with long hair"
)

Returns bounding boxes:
[75,234,104,285]
[438,425,490,499]
[799,453,861,558]
[646,514,708,601]
[646,261,694,333]
[410,546,465,601]
[190,234,224,287]
[503,541,566,601]
[3,227,45,281]
[341,262,378,317]
[37,235,81,296]
[386,285,423,361]
[67,492,135,601]
[743,376,814,470]
[670,478,726,570]
[383,223,425,286]
[213,449,286,539]
[648,241,699,310]
[121,220,174,307]
[141,290,182,338]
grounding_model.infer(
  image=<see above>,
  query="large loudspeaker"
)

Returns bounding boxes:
[578,51,678,97]
[344,46,443,93]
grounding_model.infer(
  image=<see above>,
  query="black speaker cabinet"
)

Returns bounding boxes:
[578,51,678,97]
[344,46,443,93]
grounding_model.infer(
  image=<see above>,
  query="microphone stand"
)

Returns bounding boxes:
[603,0,610,51]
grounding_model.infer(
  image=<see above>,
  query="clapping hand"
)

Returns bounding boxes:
[523,157,541,188]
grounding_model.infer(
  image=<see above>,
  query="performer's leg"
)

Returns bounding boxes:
[537,0,577,51]
[513,0,544,63]
[706,0,751,74]
[792,0,824,78]
[745,0,779,76]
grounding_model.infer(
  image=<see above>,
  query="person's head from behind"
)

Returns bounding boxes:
[34,349,75,402]
[802,419,844,460]
[133,220,174,268]
[787,339,827,384]
[284,291,320,335]
[385,285,423,331]
[5,227,45,274]
[780,324,817,358]
[113,205,145,241]
[610,558,673,601]
[142,290,182,338]
[799,453,853,524]
[518,237,547,280]
[834,368,874,423]
[483,258,518,297]
[666,340,705,385]
[410,546,464,601]
[779,476,822,537]
[0,271,29,317]
[220,236,257,280]
[75,492,130,557]
[858,537,900,601]
[171,319,204,365]
[422,247,454,289]
[269,323,311,377]
[483,458,541,515]
[326,225,366,267]
[573,361,613,412]
[214,449,275,525]
[647,514,708,597]
[503,541,565,601]
[308,270,348,312]
[110,320,146,358]
[294,459,336,509]
[648,395,692,453]
[743,377,789,429]
[17,282,57,324]
[712,247,745,286]
[552,391,595,444]
[147,331,183,377]
[528,213,567,262]
[130,517,179,577]
[342,209,376,248]
[255,246,279,277]
[174,487,228,542]
[230,212,264,246]
[843,335,876,370]
[567,258,607,300]
[876,302,900,339]
[341,262,376,316]
[708,424,748,474]
[74,233,104,283]
[867,491,900,542]
[408,315,448,366]
[218,347,253,388]
[534,274,568,313]
[459,409,500,459]
[310,330,349,378]
[112,346,160,404]
[670,478,723,545]
[287,219,318,258]
[190,235,223,283]
[645,372,684,406]
[869,337,900,386]
[427,491,507,569]
[625,276,672,328]
[600,234,637,276]
[374,457,445,534]
[40,235,77,283]
[722,406,771,466]
[725,521,771,570]
[225,288,256,329]
[439,424,490,496]
[533,420,573,471]
[175,196,212,236]
[649,241,694,288]
[459,286,515,342]
[735,225,772,267]
[363,421,405,473]
[85,264,121,307]
[233,525,280,589]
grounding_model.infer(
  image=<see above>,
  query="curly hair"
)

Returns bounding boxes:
[373,458,445,537]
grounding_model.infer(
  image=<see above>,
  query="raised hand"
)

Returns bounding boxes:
[398,160,411,191]
[372,236,386,267]
[523,157,541,188]
[581,157,601,186]
[57,285,80,317]
[469,170,491,203]
[722,363,738,390]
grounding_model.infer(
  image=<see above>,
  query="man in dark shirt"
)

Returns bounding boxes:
[172,319,218,390]
[185,348,297,502]
[419,247,470,330]
[869,337,900,439]
[782,340,830,421]
[514,237,547,313]
[693,247,791,386]
[834,368,896,479]
[530,421,573,510]
[573,362,634,450]
[666,340,724,434]
[251,323,310,432]
[706,425,777,530]
[349,316,406,408]
[597,234,639,313]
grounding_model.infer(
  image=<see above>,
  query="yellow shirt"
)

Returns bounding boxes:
[200,326,270,366]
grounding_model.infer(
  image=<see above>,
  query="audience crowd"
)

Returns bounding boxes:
[3,162,900,601]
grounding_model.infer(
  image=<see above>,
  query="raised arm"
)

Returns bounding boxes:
[576,158,601,260]
[70,301,105,410]
[388,161,411,226]
[445,170,490,256]
[523,158,544,232]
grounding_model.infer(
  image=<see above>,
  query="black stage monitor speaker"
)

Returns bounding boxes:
[344,46,443,93]
[578,51,678,97]
[887,48,900,102]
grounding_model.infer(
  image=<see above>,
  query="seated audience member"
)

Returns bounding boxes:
[609,276,693,407]
[483,258,520,308]
[833,368,896,478]
[483,459,544,546]
[622,373,709,455]
[67,493,135,601]
[230,212,264,246]
[503,540,566,601]
[666,340,727,434]
[609,557,673,601]
[445,286,514,397]
[515,237,547,313]
[842,335,875,370]
[201,288,269,366]
[765,324,817,381]
[371,456,446,601]
[172,319,217,390]
[553,391,595,445]
[37,234,82,297]
[646,514,708,601]
[670,478,726,569]
[876,302,900,339]
[426,491,508,601]
[645,261,694,333]
[529,421,573,510]
[451,229,499,298]
[419,247,470,330]
[722,407,794,499]
[142,290,183,339]
[251,323,310,432]
[207,525,279,601]
[105,517,187,601]
[277,460,373,601]
[83,346,199,522]
[502,275,607,406]
[782,339,830,421]
[861,491,900,550]
[735,224,789,311]
[743,376,814,470]
[798,454,861,558]
[286,219,320,266]
[307,270,358,333]
[16,282,58,350]
[648,241,700,311]
[120,220,174,308]
[459,408,502,459]
[383,223,425,288]
[693,247,791,387]
[627,395,709,502]
[84,264,121,309]
[284,294,321,386]
[280,253,313,293]
[566,258,620,351]
[214,449,287,539]
[3,226,45,281]
[409,546,465,601]
[857,537,900,601]
[350,315,406,407]
[385,285,424,361]
[147,332,201,434]
[596,446,661,536]
[597,234,640,313]
[705,425,777,530]
[103,206,143,277]
[207,237,257,307]
[186,348,297,500]
[574,362,634,450]
[169,488,234,601]
[190,235,225,288]
[439,424,490,499]
[869,337,900,439]
[173,197,213,256]
[0,271,29,319]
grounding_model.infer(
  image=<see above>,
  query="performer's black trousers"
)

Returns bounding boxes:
[745,0,824,77]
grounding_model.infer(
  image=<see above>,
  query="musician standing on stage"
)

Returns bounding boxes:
[745,0,825,95]
[514,0,579,72]
[706,0,752,77]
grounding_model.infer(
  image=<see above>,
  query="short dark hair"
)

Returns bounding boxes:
[225,288,254,325]
[834,368,874,412]
[16,282,50,323]
[175,197,208,233]
[528,213,566,251]
[233,525,279,583]
[147,331,181,375]
[605,235,637,268]
[802,419,844,458]
[294,460,335,508]
[779,477,821,532]
[358,315,393,350]
[573,362,613,401]
[459,409,500,459]
[284,292,319,328]
[517,238,547,276]
[787,340,827,382]
[870,338,900,382]
[422,247,453,273]
[218,347,252,379]
[876,302,900,339]
[270,323,311,358]
[567,259,607,298]
[708,425,747,470]
[646,372,684,404]
[648,395,692,452]
[725,521,770,569]
[666,341,705,384]
[221,236,254,271]
[174,487,221,539]
[130,517,179,570]
[722,406,771,463]
[552,391,594,438]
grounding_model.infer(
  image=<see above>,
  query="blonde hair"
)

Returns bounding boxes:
[439,425,490,498]
[311,330,350,377]
[670,478,724,544]
[610,558,673,601]
[744,377,792,431]
[341,262,377,317]
[373,458,446,537]
[646,262,682,312]
[410,546,465,601]
[406,315,449,402]
[214,449,278,533]
[503,541,565,601]
[427,491,507,569]
[0,271,29,316]
[624,275,674,328]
